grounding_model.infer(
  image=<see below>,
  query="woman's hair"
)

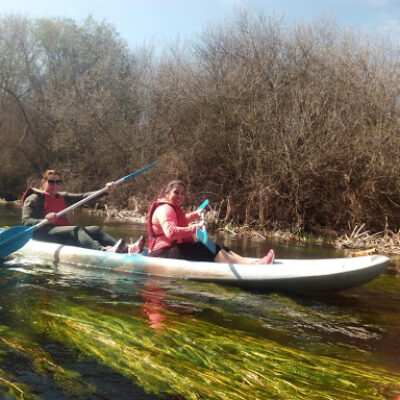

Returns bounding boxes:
[164,180,186,195]
[40,169,61,190]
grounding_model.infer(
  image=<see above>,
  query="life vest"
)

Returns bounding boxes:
[147,200,192,251]
[20,187,41,205]
[43,193,69,226]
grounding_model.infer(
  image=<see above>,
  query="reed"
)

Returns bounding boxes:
[337,223,400,255]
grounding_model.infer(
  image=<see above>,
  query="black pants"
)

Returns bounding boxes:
[32,225,117,250]
[149,242,227,262]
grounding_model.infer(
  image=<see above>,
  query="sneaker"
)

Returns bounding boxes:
[253,249,275,265]
[128,236,145,254]
[104,239,126,253]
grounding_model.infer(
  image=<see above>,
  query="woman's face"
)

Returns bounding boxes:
[166,184,185,207]
[43,173,62,195]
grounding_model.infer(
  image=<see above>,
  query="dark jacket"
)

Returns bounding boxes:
[22,190,100,226]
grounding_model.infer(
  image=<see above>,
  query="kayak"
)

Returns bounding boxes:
[5,232,390,292]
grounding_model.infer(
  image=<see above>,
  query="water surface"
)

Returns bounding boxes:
[0,204,399,399]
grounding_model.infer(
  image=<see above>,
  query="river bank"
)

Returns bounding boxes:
[214,222,400,257]
[3,198,399,256]
[102,203,400,257]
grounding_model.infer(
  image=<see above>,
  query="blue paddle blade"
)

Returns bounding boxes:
[196,199,209,212]
[196,228,216,254]
[0,226,35,258]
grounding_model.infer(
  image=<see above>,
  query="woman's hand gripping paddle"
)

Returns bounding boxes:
[195,199,216,254]
[0,161,159,258]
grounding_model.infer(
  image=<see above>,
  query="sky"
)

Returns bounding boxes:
[0,0,398,48]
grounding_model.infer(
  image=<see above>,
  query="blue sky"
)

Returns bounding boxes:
[0,0,398,47]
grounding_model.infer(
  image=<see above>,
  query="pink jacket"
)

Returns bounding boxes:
[149,199,200,252]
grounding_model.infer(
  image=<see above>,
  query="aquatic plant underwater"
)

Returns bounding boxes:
[0,262,399,400]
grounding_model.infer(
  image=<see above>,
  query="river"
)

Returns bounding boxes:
[0,203,399,400]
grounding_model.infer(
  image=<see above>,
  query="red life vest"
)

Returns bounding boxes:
[147,200,192,251]
[43,193,69,226]
[21,187,36,206]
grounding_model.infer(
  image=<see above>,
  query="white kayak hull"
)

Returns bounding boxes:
[9,236,390,292]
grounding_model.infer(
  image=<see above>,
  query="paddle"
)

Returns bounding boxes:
[0,160,159,258]
[195,199,216,254]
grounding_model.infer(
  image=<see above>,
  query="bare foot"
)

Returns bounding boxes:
[253,249,275,265]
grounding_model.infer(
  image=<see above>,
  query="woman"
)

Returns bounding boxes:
[22,169,127,252]
[147,180,275,264]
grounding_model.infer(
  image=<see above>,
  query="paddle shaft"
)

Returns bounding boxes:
[197,200,208,234]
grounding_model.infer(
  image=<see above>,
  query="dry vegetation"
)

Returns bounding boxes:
[336,223,400,255]
[0,12,399,239]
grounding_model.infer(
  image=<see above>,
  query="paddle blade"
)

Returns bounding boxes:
[0,226,35,258]
[196,228,216,254]
[196,199,209,212]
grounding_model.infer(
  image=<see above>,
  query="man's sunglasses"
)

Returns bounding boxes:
[47,180,62,185]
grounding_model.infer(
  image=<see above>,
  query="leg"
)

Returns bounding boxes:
[253,249,275,265]
[150,242,216,261]
[215,249,275,265]
[33,225,122,251]
[33,226,84,247]
[82,226,117,247]
[83,226,126,253]
[215,249,249,264]
[150,242,275,265]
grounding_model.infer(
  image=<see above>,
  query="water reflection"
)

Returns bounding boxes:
[141,281,196,330]
[142,283,168,329]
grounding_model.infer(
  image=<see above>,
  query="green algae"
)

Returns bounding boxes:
[0,325,95,399]
[0,367,40,400]
[22,292,400,400]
